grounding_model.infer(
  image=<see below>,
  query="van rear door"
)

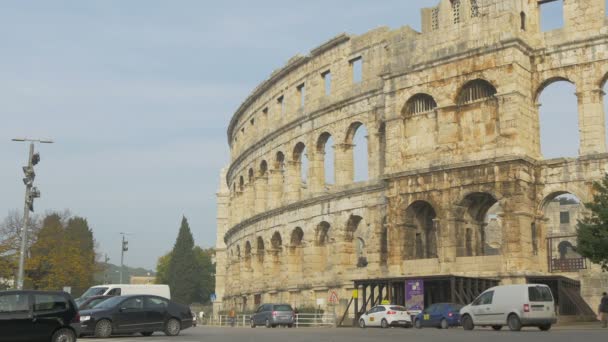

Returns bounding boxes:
[525,285,554,321]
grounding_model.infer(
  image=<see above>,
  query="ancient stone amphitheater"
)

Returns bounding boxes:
[215,0,608,319]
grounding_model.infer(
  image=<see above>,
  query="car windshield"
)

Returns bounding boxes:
[85,298,110,309]
[93,296,124,309]
[448,304,463,311]
[274,305,293,311]
[81,287,108,298]
[390,306,407,311]
[75,298,84,306]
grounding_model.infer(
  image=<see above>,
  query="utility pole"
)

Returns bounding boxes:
[12,138,53,290]
[120,233,129,284]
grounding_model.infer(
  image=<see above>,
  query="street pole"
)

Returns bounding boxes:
[120,234,125,284]
[16,142,34,290]
[13,138,53,290]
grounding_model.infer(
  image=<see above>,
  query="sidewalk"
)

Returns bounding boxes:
[553,321,606,330]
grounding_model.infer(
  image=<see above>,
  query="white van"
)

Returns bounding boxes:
[79,284,171,300]
[459,284,557,331]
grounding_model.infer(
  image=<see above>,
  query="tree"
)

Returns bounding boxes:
[193,246,215,304]
[155,252,172,285]
[0,210,41,289]
[167,217,200,304]
[577,174,608,271]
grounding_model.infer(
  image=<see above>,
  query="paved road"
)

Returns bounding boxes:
[80,325,608,342]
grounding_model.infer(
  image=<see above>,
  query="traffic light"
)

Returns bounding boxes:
[21,151,42,212]
[122,239,129,252]
[31,153,40,165]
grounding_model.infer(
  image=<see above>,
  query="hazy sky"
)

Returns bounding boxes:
[0,1,595,270]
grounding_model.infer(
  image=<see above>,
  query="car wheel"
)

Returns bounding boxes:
[507,314,522,332]
[440,318,448,329]
[52,328,76,342]
[141,332,153,336]
[381,319,389,328]
[359,319,366,328]
[164,318,181,336]
[461,315,474,331]
[415,318,422,329]
[265,319,271,328]
[250,319,256,328]
[491,325,502,331]
[539,324,551,331]
[94,319,113,338]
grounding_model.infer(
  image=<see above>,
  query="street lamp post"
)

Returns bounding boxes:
[119,233,129,284]
[12,138,53,290]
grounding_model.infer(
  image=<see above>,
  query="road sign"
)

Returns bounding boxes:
[210,293,217,302]
[352,289,358,299]
[328,290,339,304]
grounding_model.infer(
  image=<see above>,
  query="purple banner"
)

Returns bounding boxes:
[405,280,424,310]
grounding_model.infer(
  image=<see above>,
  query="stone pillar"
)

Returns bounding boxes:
[285,161,302,202]
[308,151,325,194]
[254,175,268,214]
[233,191,243,224]
[368,127,381,180]
[577,89,607,155]
[335,143,354,185]
[267,169,283,209]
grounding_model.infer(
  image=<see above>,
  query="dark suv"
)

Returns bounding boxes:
[250,303,295,328]
[0,290,80,342]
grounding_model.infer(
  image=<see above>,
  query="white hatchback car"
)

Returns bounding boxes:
[358,305,420,328]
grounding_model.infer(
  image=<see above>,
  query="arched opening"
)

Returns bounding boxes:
[256,160,269,213]
[244,241,252,269]
[404,93,437,116]
[457,79,497,105]
[520,11,526,31]
[239,176,244,192]
[346,122,369,182]
[317,132,335,185]
[403,201,438,260]
[346,215,366,267]
[271,232,282,250]
[236,245,241,259]
[270,232,283,277]
[274,152,286,205]
[256,237,265,264]
[248,168,254,184]
[293,142,308,185]
[259,160,268,177]
[537,79,578,159]
[456,193,500,257]
[316,221,331,272]
[289,227,304,277]
[541,192,584,271]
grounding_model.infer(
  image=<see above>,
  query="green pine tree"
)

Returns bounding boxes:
[167,217,199,304]
[577,174,608,271]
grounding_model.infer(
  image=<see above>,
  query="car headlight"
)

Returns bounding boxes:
[80,315,91,322]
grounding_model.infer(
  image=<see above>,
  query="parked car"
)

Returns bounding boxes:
[250,303,295,328]
[75,295,112,310]
[0,290,80,342]
[358,305,418,328]
[77,284,170,301]
[414,303,463,329]
[460,284,557,331]
[79,294,193,338]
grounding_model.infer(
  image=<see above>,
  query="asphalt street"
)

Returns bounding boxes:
[80,325,608,342]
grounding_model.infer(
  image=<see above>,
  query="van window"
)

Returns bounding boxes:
[274,305,293,312]
[82,287,108,297]
[528,286,553,302]
[0,294,30,313]
[473,291,494,306]
[107,288,121,296]
[33,294,67,312]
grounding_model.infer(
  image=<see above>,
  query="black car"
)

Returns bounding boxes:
[0,290,80,342]
[75,295,112,310]
[79,295,193,338]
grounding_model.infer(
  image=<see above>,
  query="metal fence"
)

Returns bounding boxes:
[204,313,336,328]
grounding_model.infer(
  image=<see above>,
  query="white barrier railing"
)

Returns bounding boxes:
[205,313,336,328]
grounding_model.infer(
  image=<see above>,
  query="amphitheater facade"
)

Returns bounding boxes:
[214,0,608,319]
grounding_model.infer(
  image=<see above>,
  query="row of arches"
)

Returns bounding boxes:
[229,121,370,222]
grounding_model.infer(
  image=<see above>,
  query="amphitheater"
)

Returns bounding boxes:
[214,0,608,320]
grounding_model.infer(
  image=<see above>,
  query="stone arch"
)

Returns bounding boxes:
[536,77,578,159]
[290,227,304,246]
[289,227,305,276]
[248,168,254,184]
[271,231,283,250]
[259,160,268,176]
[275,151,286,170]
[457,79,497,105]
[239,176,244,192]
[316,132,335,185]
[272,152,286,206]
[244,241,252,261]
[520,11,526,31]
[293,142,308,185]
[403,93,438,116]
[270,231,283,277]
[256,236,265,263]
[455,192,499,257]
[316,221,331,246]
[345,215,363,241]
[345,215,366,267]
[403,201,438,260]
[345,122,369,182]
[236,245,241,259]
[315,221,331,272]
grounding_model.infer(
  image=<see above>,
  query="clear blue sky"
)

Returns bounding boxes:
[0,1,591,270]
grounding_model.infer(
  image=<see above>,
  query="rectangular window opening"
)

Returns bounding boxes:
[277,95,284,115]
[540,0,564,32]
[322,70,332,96]
[250,118,255,126]
[351,57,363,84]
[297,83,305,108]
[560,211,570,224]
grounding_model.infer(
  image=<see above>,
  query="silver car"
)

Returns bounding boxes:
[250,303,295,328]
